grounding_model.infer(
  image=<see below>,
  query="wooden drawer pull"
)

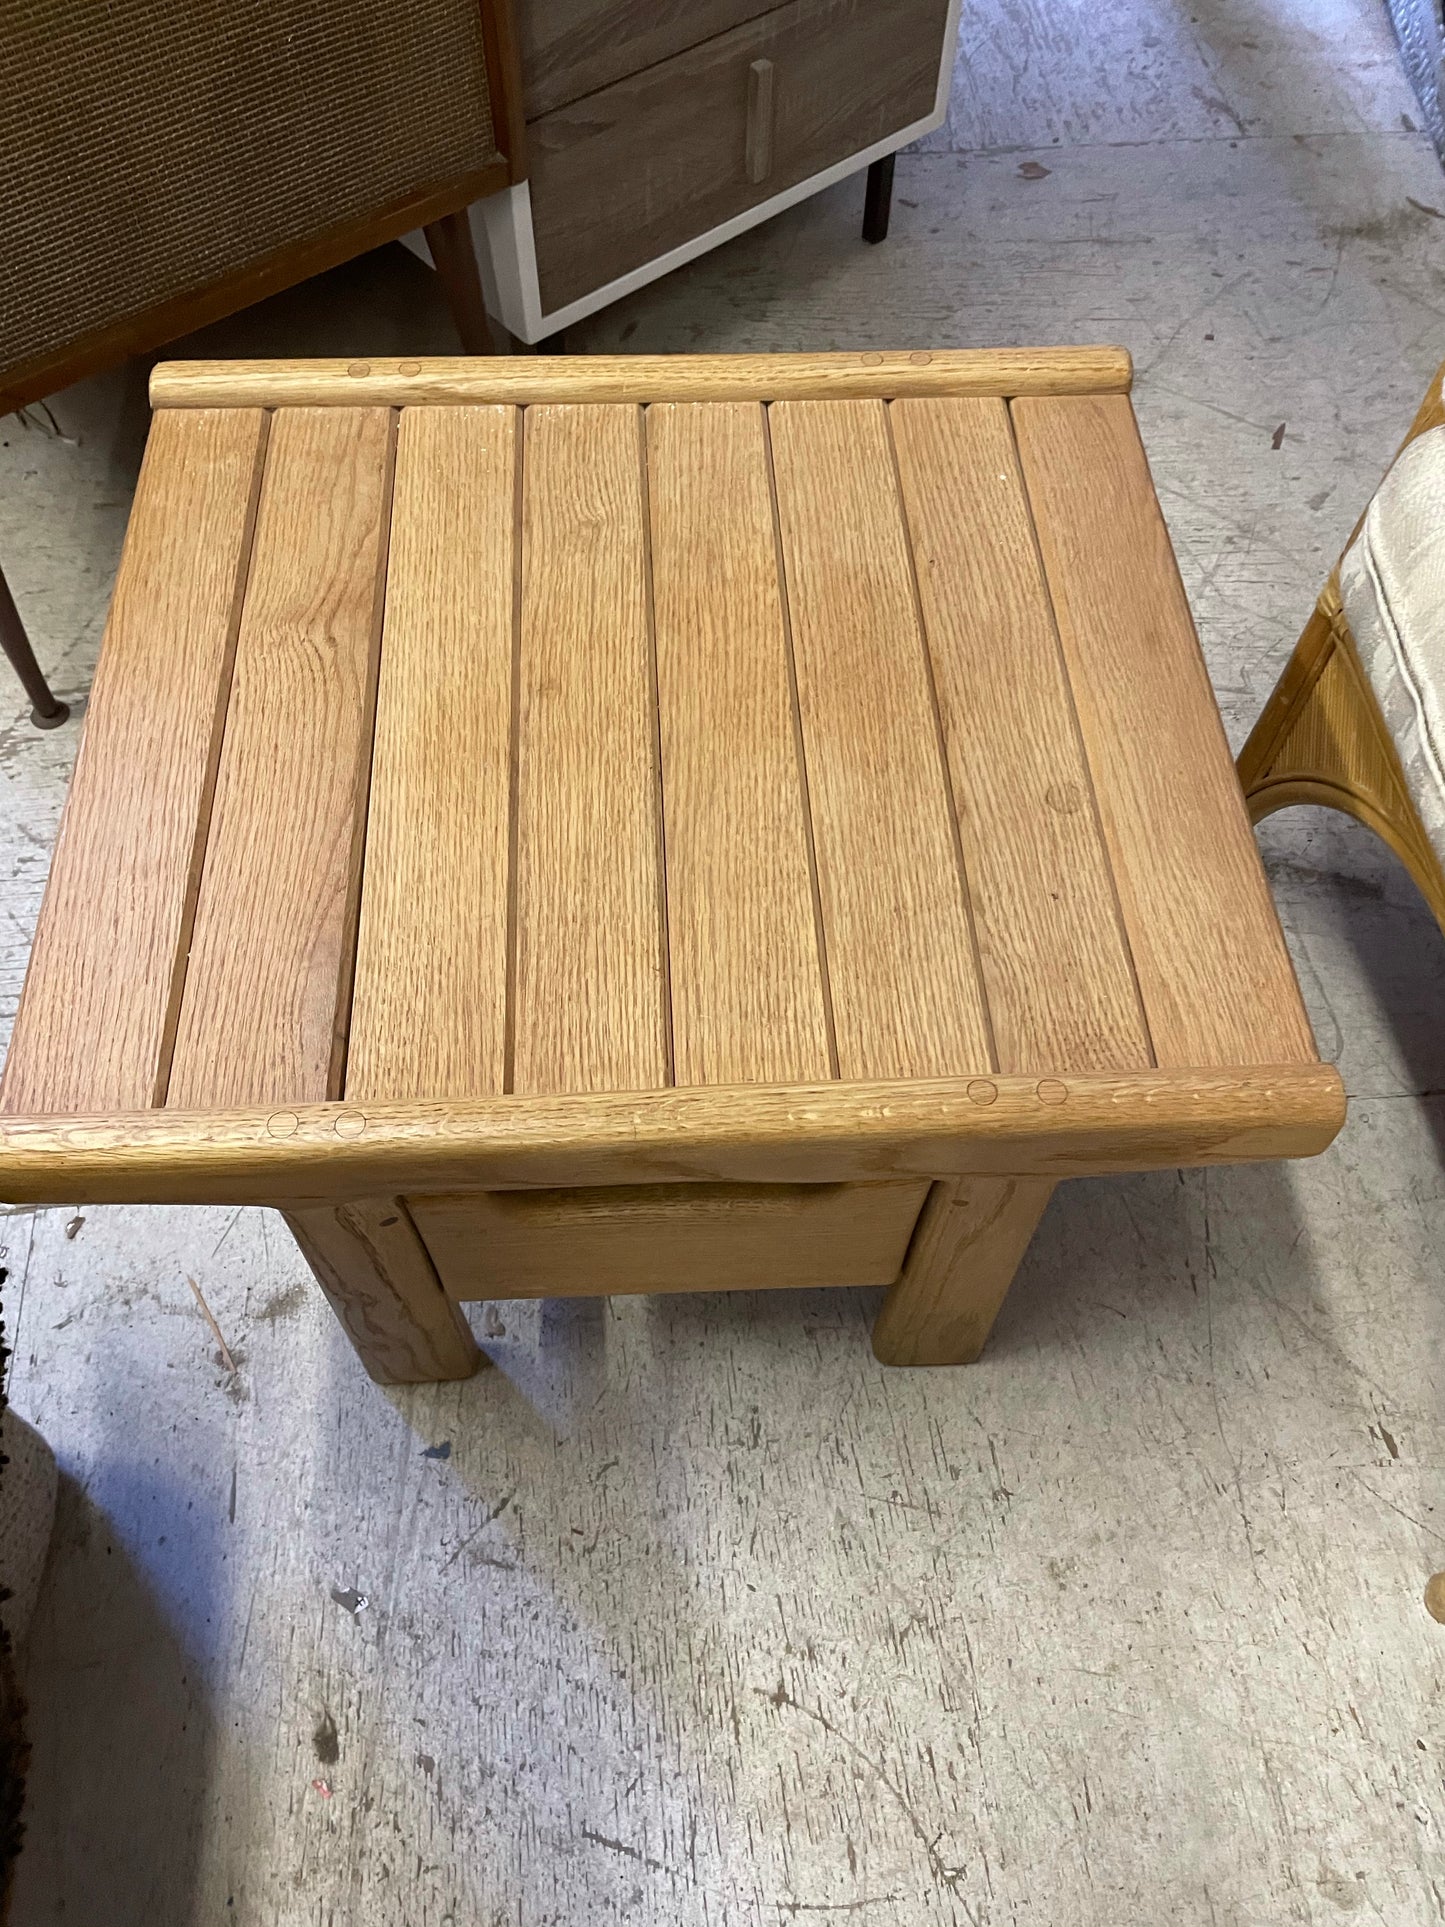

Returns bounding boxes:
[746,58,775,185]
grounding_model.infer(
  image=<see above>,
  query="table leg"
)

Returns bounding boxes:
[872,1176,1055,1365]
[423,209,501,356]
[862,154,895,244]
[0,561,69,728]
[285,1198,481,1383]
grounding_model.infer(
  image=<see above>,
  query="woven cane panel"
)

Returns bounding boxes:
[1,0,498,378]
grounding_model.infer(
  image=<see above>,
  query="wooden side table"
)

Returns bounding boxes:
[0,350,1344,1384]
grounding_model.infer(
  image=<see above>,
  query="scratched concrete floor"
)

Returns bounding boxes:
[3,0,1444,1921]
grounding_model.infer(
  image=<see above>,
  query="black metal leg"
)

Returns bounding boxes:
[422,210,501,356]
[0,563,68,728]
[863,154,895,245]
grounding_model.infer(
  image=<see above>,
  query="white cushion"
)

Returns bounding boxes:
[1339,422,1445,864]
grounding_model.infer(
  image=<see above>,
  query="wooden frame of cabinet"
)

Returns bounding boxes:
[461,0,962,341]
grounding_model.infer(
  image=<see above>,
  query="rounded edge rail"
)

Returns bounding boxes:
[0,1064,1344,1206]
[148,347,1135,411]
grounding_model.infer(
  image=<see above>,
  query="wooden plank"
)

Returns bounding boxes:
[889,397,1152,1073]
[167,407,395,1109]
[149,347,1135,411]
[285,1198,480,1383]
[768,398,993,1081]
[410,1177,928,1299]
[0,1065,1347,1205]
[346,406,518,1103]
[646,401,831,1086]
[1012,394,1316,1068]
[1,408,266,1115]
[512,403,668,1095]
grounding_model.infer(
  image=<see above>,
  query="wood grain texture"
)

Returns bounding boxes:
[0,1065,1346,1205]
[871,1175,1056,1364]
[1011,393,1317,1069]
[516,0,774,119]
[1240,596,1445,927]
[346,406,518,1102]
[769,398,993,1080]
[149,347,1134,410]
[646,401,831,1086]
[411,1177,928,1299]
[512,404,668,1095]
[889,397,1152,1073]
[285,1197,480,1383]
[526,0,946,308]
[1,408,266,1115]
[167,407,396,1109]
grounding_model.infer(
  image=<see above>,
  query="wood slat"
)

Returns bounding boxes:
[768,399,994,1080]
[512,404,668,1095]
[167,407,396,1109]
[345,406,518,1102]
[1,408,266,1114]
[889,397,1153,1073]
[646,401,831,1086]
[150,346,1135,412]
[1011,394,1316,1067]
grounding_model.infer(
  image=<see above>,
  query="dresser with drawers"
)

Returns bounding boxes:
[473,0,960,341]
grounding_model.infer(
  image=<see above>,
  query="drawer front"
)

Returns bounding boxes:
[528,0,950,313]
[518,0,775,121]
[410,1178,929,1300]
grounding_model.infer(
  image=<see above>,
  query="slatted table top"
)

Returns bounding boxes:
[0,351,1337,1196]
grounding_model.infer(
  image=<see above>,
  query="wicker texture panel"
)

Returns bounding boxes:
[1,0,498,377]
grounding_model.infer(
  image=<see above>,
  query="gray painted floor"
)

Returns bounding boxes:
[2,0,1443,1921]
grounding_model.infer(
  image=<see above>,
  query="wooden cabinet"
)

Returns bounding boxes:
[517,0,773,119]
[471,0,961,338]
[528,0,949,312]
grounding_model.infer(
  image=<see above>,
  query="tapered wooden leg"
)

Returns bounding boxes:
[872,1176,1055,1366]
[422,209,500,356]
[0,561,69,728]
[285,1198,481,1384]
[863,154,895,244]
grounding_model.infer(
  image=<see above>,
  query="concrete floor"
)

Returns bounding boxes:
[3,0,1444,1920]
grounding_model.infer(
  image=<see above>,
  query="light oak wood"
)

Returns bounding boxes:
[2,359,1346,1385]
[167,407,396,1108]
[646,401,831,1086]
[526,0,946,309]
[1,409,267,1114]
[1238,361,1445,932]
[871,1175,1056,1365]
[0,1066,1346,1205]
[889,397,1152,1074]
[513,403,668,1095]
[1012,393,1316,1069]
[285,1197,480,1383]
[149,348,1135,411]
[1240,589,1445,929]
[769,397,993,1079]
[346,406,518,1101]
[410,1177,929,1300]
